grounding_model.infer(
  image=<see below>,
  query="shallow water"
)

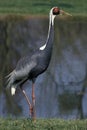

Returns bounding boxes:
[0,16,87,119]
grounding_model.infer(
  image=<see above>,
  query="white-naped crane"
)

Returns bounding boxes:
[6,7,71,121]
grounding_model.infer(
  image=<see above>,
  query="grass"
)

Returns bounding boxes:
[0,0,87,15]
[0,118,87,130]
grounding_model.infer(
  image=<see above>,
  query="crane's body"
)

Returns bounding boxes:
[6,7,71,121]
[7,8,55,94]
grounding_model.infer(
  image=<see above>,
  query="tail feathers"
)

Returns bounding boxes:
[5,70,17,96]
[6,70,16,89]
[11,86,16,96]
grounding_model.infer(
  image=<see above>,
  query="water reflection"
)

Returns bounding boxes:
[0,16,87,119]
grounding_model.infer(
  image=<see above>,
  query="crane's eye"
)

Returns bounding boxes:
[53,7,60,15]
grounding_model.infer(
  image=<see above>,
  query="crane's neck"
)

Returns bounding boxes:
[39,12,55,51]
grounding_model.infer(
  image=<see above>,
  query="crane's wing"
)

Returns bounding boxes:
[6,59,37,89]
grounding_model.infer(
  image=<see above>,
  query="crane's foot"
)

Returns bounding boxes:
[29,106,36,122]
[29,106,33,117]
[20,85,36,122]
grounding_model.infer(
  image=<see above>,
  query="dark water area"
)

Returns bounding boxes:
[0,15,87,119]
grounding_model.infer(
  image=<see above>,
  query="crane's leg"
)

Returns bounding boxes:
[20,87,33,118]
[32,83,36,121]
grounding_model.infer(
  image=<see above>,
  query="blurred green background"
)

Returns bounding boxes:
[0,0,87,15]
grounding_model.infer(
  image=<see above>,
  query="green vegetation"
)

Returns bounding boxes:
[0,118,87,130]
[0,0,87,15]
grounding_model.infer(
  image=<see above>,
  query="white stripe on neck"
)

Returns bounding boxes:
[39,44,46,50]
[39,8,56,51]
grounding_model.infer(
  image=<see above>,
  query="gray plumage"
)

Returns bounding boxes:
[6,7,60,95]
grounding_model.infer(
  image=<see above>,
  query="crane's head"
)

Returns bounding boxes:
[50,7,72,25]
[52,7,60,15]
[51,7,72,16]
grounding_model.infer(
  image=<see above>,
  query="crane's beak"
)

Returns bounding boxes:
[60,10,72,16]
